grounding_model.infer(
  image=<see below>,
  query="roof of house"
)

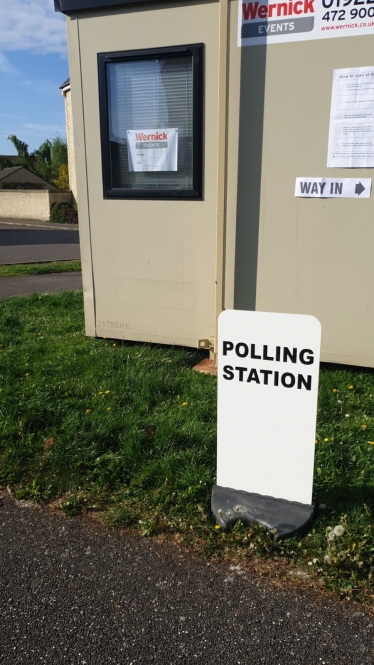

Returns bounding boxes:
[0,166,57,190]
[0,166,23,181]
[59,77,70,90]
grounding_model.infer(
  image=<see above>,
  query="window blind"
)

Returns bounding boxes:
[107,56,193,191]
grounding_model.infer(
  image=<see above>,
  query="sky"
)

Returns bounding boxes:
[0,0,68,156]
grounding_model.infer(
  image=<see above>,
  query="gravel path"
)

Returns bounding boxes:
[0,492,373,665]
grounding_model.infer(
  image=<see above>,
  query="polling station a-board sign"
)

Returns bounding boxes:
[217,310,321,506]
[239,0,374,46]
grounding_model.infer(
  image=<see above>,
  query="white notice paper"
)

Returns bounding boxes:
[127,128,178,172]
[327,67,374,168]
[295,177,371,198]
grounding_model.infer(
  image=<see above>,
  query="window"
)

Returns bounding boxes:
[98,44,203,199]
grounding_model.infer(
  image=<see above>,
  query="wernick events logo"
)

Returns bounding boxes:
[240,0,374,45]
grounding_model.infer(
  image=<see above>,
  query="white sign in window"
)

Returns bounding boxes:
[127,128,178,172]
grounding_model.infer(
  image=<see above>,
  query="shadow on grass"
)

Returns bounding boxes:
[315,485,374,513]
[321,361,374,376]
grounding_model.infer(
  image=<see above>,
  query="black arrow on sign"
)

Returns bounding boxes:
[355,182,365,196]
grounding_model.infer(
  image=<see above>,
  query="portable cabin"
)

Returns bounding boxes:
[56,0,374,367]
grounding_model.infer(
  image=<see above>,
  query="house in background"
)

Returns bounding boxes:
[60,78,78,203]
[0,165,73,221]
[0,166,57,191]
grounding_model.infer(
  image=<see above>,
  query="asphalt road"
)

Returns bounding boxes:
[0,272,83,299]
[0,492,373,665]
[0,224,80,265]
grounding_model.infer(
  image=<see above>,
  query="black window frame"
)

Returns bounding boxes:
[98,44,204,200]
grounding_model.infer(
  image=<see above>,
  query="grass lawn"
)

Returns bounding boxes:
[0,291,373,603]
[0,260,81,278]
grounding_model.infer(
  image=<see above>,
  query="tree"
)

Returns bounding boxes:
[51,136,68,180]
[33,139,52,181]
[53,163,69,190]
[7,135,33,169]
[0,156,13,170]
[5,134,69,187]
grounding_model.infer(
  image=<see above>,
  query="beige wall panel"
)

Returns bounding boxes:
[224,0,241,309]
[70,1,220,346]
[67,16,96,336]
[250,36,374,367]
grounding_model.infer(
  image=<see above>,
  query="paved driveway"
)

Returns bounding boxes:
[1,492,373,665]
[0,224,80,265]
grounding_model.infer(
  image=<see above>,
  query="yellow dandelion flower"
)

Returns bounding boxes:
[113,343,116,347]
[25,373,29,377]
[0,388,2,392]
[105,343,108,347]
[98,391,103,395]
[105,390,110,394]
[315,439,318,444]
[107,406,111,411]
[324,437,329,442]
[103,336,107,339]
[348,385,353,390]
[332,388,337,393]
[361,424,367,429]
[214,525,221,530]
[182,402,188,406]
[369,441,374,446]
[85,409,91,414]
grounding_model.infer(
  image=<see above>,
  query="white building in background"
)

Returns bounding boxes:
[60,78,77,204]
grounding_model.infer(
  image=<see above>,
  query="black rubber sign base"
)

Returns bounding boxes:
[211,485,315,541]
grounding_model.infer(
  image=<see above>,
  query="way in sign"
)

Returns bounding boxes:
[295,177,371,199]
